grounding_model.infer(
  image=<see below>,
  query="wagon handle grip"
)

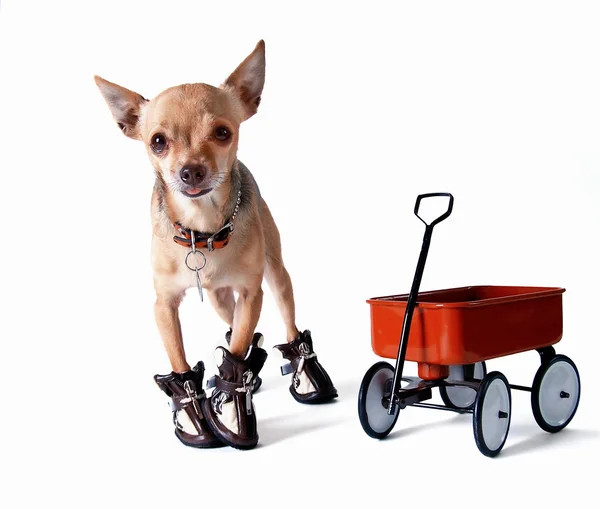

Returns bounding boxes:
[414,193,454,227]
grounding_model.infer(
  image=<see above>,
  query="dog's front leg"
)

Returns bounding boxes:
[202,281,268,449]
[153,290,225,449]
[154,292,189,373]
[229,284,263,358]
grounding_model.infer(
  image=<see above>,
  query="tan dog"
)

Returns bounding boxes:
[95,40,337,450]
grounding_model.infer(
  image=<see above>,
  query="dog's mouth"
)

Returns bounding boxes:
[182,187,213,198]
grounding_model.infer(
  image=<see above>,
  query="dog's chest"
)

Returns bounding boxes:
[171,247,237,291]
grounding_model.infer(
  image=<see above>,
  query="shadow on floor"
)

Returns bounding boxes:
[500,426,599,458]
[386,413,470,441]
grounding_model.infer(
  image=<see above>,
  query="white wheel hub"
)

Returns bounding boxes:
[539,360,579,428]
[480,377,511,451]
[365,367,397,433]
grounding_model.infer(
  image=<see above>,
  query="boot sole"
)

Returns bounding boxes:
[289,386,338,404]
[174,429,226,449]
[203,419,259,450]
[201,400,259,450]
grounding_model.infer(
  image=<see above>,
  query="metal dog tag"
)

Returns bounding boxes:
[195,268,203,302]
[185,230,207,302]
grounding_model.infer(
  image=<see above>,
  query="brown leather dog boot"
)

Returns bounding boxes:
[273,330,338,404]
[202,345,268,450]
[154,361,224,448]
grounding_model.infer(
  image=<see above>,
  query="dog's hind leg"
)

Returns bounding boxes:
[261,200,300,342]
[261,199,338,404]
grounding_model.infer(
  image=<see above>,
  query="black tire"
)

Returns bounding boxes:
[531,354,580,433]
[473,371,512,458]
[440,361,487,410]
[358,361,400,439]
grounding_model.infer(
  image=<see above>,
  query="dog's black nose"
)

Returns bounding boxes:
[180,165,207,186]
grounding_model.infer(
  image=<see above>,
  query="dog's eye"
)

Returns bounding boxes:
[150,133,167,154]
[215,126,231,142]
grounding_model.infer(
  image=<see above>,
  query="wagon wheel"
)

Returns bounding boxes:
[531,355,580,433]
[472,371,512,457]
[440,361,487,410]
[358,362,400,439]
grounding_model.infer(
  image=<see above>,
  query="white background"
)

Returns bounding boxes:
[1,0,599,507]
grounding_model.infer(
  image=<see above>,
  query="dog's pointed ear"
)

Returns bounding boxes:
[94,76,148,139]
[222,40,265,121]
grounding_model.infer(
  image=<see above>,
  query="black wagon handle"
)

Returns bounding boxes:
[386,192,454,415]
[414,192,454,227]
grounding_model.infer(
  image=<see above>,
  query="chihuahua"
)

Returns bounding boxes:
[95,40,337,450]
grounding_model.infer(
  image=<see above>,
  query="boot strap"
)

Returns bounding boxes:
[206,375,217,390]
[280,352,317,376]
[169,380,205,412]
[214,377,245,393]
[213,372,254,416]
[207,373,259,391]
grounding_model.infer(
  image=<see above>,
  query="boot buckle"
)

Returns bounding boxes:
[296,343,316,375]
[183,380,204,419]
[242,370,254,416]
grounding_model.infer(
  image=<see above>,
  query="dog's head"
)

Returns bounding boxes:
[95,40,265,199]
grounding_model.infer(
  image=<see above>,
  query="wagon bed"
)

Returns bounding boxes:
[368,285,565,365]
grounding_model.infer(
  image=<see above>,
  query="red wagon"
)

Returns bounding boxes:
[358,194,581,457]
